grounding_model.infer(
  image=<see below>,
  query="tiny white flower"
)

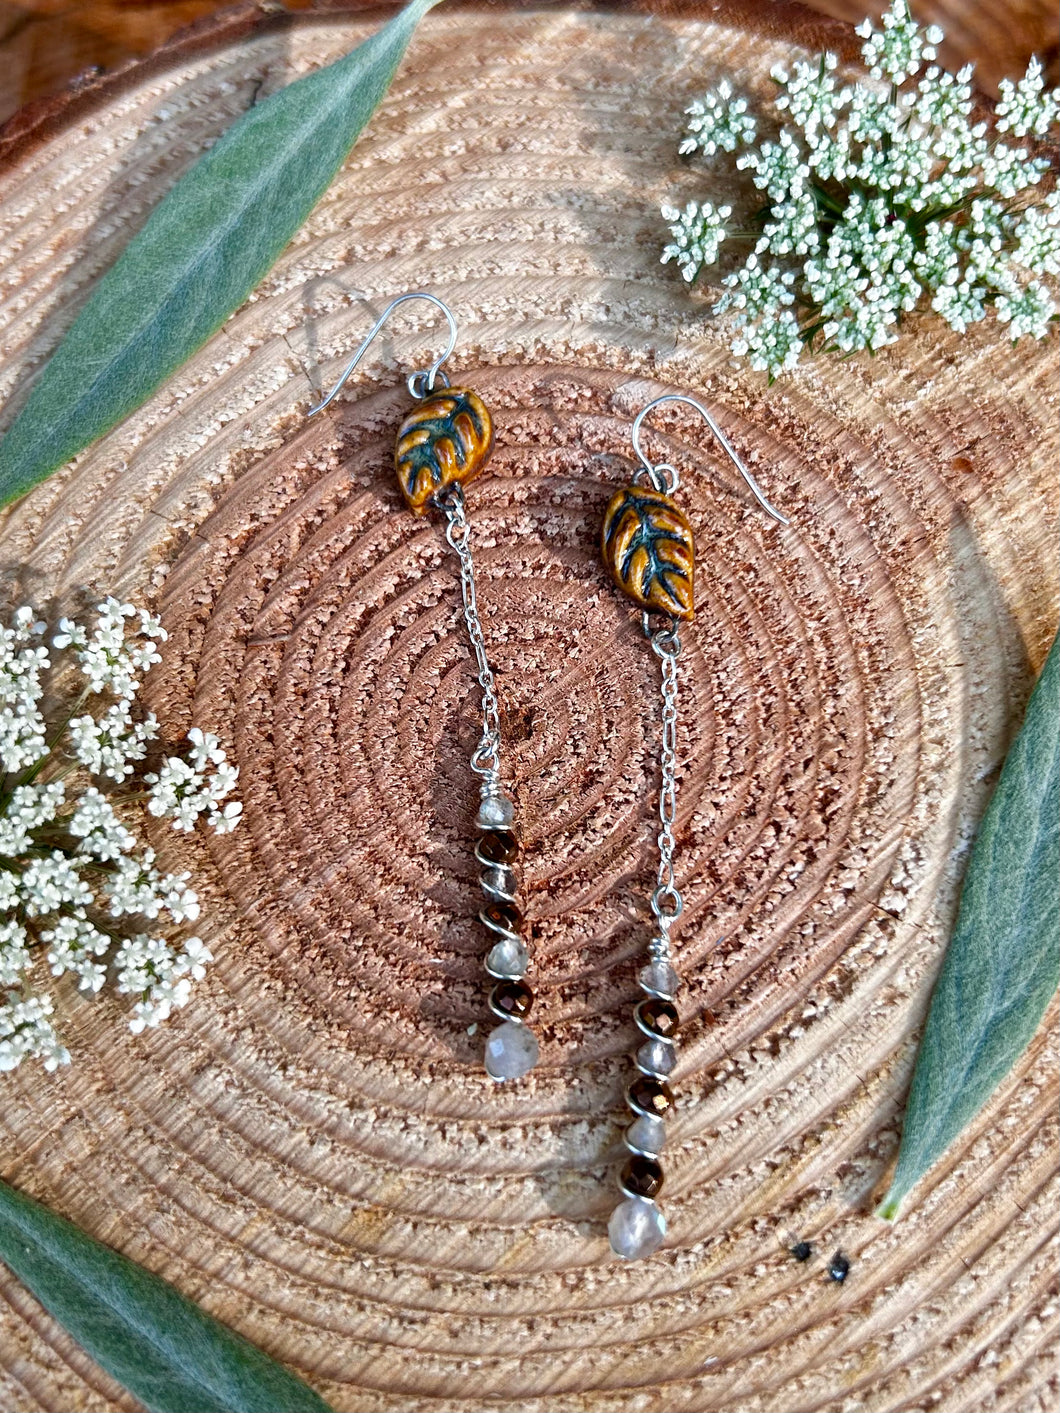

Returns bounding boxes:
[0,607,50,773]
[0,994,70,1072]
[660,200,731,282]
[185,727,228,771]
[208,800,244,835]
[20,851,94,917]
[0,918,32,986]
[681,80,757,156]
[58,597,167,699]
[931,279,988,333]
[806,121,852,182]
[758,188,820,258]
[115,933,205,1034]
[996,55,1060,138]
[980,140,1046,200]
[41,915,112,993]
[739,128,808,202]
[180,936,213,981]
[995,280,1057,340]
[913,223,962,288]
[914,64,974,130]
[774,54,843,140]
[0,781,66,856]
[67,787,138,861]
[732,308,804,376]
[0,873,20,913]
[12,607,46,637]
[858,0,935,84]
[844,84,902,146]
[68,702,158,781]
[1014,194,1060,277]
[105,849,165,919]
[158,873,201,924]
[714,254,797,319]
[51,617,86,651]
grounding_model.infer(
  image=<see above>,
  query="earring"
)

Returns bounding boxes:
[310,293,538,1083]
[599,393,788,1260]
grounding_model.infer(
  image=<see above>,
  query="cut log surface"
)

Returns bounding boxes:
[0,3,1057,1410]
[810,0,1059,93]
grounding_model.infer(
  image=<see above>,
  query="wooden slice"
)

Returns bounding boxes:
[0,3,1057,1411]
[811,0,1059,92]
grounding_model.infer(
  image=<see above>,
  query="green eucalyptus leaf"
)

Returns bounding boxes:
[0,0,440,507]
[878,633,1060,1220]
[0,1177,334,1413]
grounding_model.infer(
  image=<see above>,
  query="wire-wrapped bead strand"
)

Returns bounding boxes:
[477,789,539,1081]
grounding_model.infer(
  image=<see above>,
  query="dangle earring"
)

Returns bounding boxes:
[310,293,538,1083]
[599,393,788,1260]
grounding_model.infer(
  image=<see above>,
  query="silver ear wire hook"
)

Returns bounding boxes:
[630,393,790,525]
[308,291,459,415]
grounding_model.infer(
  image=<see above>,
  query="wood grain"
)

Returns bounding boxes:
[0,0,1056,119]
[812,0,1059,91]
[0,3,1057,1410]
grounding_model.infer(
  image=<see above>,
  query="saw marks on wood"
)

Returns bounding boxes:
[0,5,1057,1411]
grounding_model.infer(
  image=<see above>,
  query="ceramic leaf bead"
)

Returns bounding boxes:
[600,484,695,619]
[395,386,494,513]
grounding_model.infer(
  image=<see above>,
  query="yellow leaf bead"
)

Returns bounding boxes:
[395,387,494,514]
[601,484,695,620]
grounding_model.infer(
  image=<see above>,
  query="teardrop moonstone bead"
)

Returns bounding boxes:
[608,1196,666,1260]
[484,1019,539,1081]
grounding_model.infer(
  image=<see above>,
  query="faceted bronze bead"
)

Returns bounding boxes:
[635,998,680,1040]
[621,1154,665,1199]
[483,900,524,934]
[490,980,533,1019]
[477,830,519,865]
[395,387,494,514]
[628,1075,674,1117]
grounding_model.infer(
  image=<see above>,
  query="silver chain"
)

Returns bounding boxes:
[649,621,682,958]
[437,484,503,787]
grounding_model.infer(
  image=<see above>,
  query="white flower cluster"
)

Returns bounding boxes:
[661,200,733,281]
[0,607,49,774]
[661,0,1060,376]
[0,994,68,1072]
[53,597,166,698]
[855,1,942,84]
[145,727,242,834]
[0,601,240,1073]
[114,934,212,1034]
[68,702,159,782]
[680,79,757,156]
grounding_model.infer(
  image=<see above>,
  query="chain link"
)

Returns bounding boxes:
[649,621,682,951]
[436,484,503,785]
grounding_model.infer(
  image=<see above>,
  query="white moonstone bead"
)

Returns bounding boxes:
[626,1114,666,1158]
[485,936,529,979]
[608,1196,666,1260]
[637,1038,676,1077]
[476,792,515,829]
[484,1020,538,1081]
[638,959,681,999]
